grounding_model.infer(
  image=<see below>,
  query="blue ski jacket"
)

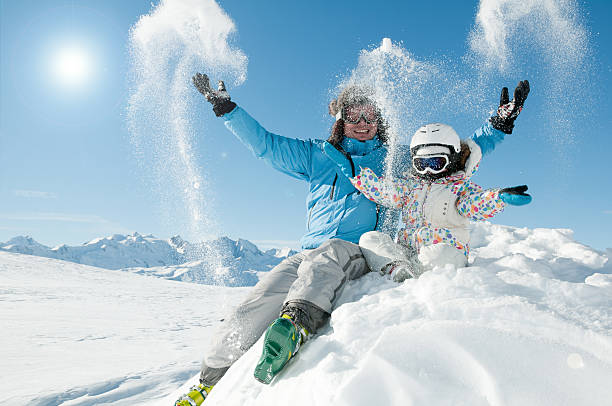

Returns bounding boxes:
[222,106,505,250]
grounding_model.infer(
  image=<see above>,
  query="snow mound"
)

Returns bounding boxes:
[166,223,612,406]
[3,223,611,405]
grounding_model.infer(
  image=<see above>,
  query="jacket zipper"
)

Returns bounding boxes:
[329,174,338,200]
[347,155,355,177]
[345,154,358,194]
[336,145,356,177]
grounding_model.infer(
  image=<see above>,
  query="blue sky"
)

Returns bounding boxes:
[1,0,611,250]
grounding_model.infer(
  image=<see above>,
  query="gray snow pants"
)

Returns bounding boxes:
[200,238,368,385]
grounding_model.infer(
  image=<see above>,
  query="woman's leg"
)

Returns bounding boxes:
[199,251,305,385]
[283,239,368,333]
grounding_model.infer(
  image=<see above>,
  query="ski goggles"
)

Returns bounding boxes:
[341,104,379,124]
[412,154,450,174]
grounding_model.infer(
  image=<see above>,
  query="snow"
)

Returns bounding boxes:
[2,235,53,257]
[1,232,183,269]
[0,251,248,405]
[0,234,295,286]
[130,0,247,84]
[128,0,248,255]
[2,222,611,405]
[468,0,588,74]
[381,37,392,52]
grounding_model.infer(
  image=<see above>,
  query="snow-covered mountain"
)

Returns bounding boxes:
[0,233,297,286]
[2,222,611,405]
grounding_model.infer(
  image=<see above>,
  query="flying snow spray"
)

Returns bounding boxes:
[338,38,477,231]
[380,37,392,53]
[467,0,590,151]
[127,0,247,284]
[338,0,591,216]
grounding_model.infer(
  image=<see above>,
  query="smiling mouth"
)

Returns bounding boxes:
[354,129,370,134]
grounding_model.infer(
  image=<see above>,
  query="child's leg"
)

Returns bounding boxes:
[359,231,412,273]
[418,243,468,269]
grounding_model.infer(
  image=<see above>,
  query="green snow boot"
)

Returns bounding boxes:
[253,314,308,384]
[174,383,213,406]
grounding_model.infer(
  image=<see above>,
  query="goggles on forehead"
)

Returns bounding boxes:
[341,104,379,124]
[412,154,450,175]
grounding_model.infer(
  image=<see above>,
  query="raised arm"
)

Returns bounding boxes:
[470,80,530,156]
[222,107,313,180]
[193,73,312,181]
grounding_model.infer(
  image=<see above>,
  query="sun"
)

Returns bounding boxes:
[53,46,91,86]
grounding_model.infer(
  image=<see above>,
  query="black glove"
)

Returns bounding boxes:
[490,80,530,134]
[192,73,237,117]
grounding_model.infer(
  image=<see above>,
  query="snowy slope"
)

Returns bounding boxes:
[0,251,249,406]
[121,258,263,287]
[2,223,612,405]
[0,234,297,286]
[162,223,612,406]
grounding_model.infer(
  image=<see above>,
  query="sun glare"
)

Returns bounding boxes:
[53,47,91,86]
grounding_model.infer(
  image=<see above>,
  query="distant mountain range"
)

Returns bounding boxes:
[0,233,298,286]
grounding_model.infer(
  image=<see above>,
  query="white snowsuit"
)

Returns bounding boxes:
[354,139,507,273]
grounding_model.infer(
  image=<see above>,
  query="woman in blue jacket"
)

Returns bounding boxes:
[174,74,528,404]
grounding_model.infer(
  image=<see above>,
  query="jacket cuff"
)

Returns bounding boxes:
[221,104,240,121]
[470,121,506,157]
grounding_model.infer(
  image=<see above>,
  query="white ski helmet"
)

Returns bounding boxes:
[410,123,461,156]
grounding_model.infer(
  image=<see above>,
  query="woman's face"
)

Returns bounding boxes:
[343,104,378,141]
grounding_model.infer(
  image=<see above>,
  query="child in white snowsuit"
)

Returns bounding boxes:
[325,122,532,281]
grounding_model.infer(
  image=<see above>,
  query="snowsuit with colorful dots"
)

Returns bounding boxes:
[351,138,506,270]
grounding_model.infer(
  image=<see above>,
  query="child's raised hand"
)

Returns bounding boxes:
[490,80,530,134]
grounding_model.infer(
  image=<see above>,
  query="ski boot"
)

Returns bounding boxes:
[382,260,423,282]
[174,383,213,406]
[253,314,309,384]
